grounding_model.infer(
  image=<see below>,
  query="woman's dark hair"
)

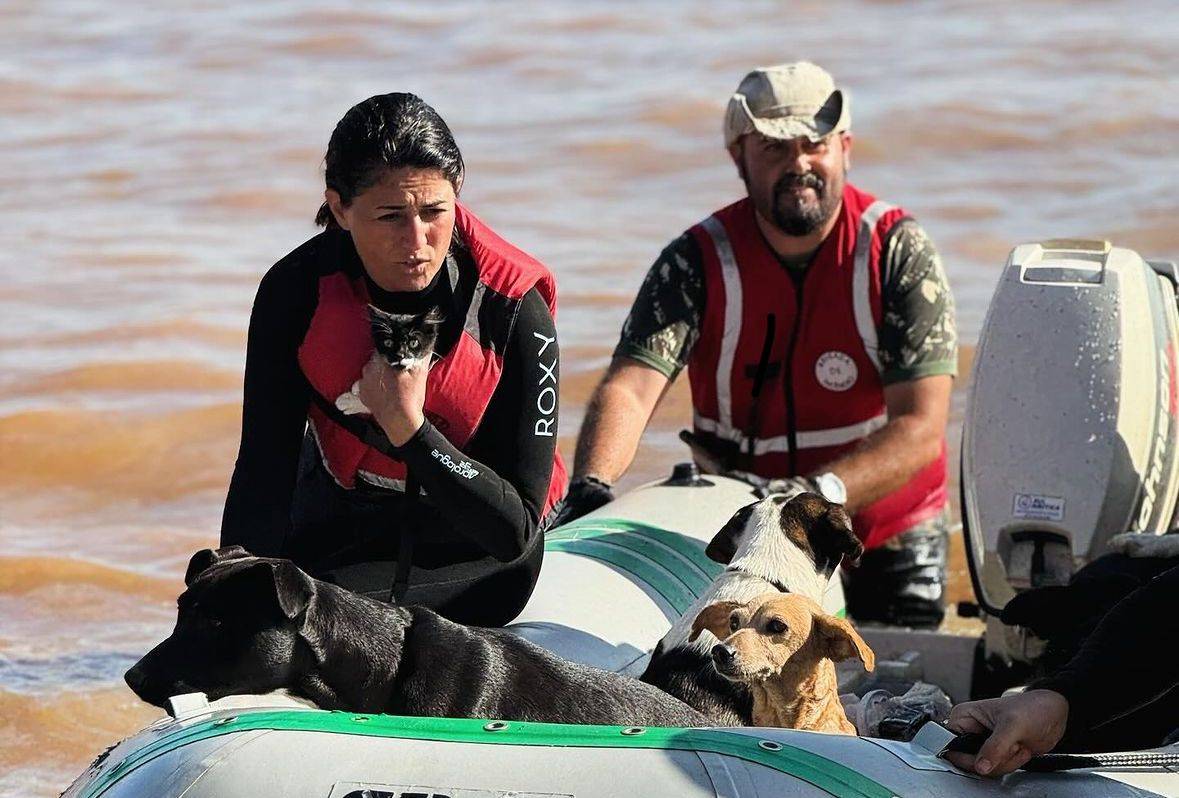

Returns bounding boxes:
[316,92,465,228]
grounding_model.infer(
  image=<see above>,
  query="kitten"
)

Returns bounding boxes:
[335,306,444,416]
[368,305,444,370]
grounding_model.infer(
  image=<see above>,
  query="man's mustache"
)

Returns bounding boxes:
[775,173,824,193]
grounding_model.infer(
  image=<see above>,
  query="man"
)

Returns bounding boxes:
[555,62,957,628]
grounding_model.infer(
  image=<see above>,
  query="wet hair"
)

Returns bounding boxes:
[316,93,465,228]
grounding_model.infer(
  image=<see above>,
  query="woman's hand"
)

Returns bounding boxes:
[357,353,427,447]
[944,690,1069,777]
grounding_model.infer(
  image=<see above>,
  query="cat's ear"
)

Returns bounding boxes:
[422,307,445,326]
[367,304,393,323]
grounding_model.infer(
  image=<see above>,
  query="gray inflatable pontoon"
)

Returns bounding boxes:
[63,472,1179,798]
[62,691,1179,797]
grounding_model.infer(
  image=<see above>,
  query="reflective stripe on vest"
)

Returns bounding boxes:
[701,215,743,432]
[852,200,895,374]
[692,411,888,453]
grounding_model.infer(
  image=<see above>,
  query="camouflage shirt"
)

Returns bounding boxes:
[615,217,957,385]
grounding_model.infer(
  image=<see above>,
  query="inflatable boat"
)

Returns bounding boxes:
[64,241,1179,797]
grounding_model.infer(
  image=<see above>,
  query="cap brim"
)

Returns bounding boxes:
[744,89,848,143]
[750,116,828,142]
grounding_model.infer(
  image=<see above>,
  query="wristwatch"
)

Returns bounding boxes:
[812,472,848,505]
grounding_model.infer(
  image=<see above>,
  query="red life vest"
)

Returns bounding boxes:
[687,184,947,548]
[297,203,567,516]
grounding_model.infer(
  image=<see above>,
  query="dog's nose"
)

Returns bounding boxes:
[711,644,735,666]
[124,665,147,693]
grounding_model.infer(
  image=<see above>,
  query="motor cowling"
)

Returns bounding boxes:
[962,239,1179,662]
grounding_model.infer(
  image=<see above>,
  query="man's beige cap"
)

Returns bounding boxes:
[724,61,850,147]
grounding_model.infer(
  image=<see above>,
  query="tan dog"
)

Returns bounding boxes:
[690,592,875,734]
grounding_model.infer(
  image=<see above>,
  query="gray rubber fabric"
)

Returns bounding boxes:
[841,510,949,628]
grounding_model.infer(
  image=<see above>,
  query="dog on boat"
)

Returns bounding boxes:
[690,592,874,734]
[640,492,863,725]
[124,546,708,727]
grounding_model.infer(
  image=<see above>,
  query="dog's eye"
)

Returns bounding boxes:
[767,618,788,635]
[729,614,740,632]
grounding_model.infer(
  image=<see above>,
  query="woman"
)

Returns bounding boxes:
[220,93,566,626]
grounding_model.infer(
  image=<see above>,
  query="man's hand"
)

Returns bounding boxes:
[754,475,817,499]
[944,690,1069,777]
[735,473,817,500]
[548,476,615,528]
[357,354,428,447]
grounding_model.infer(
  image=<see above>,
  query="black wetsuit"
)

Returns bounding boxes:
[220,229,559,626]
[1030,563,1179,752]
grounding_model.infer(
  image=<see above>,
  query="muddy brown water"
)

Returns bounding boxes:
[2,3,1176,794]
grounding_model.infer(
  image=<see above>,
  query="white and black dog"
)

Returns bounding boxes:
[640,492,863,725]
[125,546,708,727]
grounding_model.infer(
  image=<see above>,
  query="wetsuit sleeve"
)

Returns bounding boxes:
[877,220,958,385]
[613,232,705,379]
[1029,564,1179,737]
[220,256,316,556]
[393,288,558,562]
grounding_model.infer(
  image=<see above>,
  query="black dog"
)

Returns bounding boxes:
[125,546,707,727]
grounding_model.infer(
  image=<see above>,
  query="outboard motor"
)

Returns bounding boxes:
[962,239,1179,663]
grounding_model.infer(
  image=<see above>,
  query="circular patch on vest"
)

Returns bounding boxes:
[815,351,858,392]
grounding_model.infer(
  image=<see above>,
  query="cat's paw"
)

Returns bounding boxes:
[335,387,371,416]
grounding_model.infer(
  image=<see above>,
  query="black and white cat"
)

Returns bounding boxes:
[335,306,444,416]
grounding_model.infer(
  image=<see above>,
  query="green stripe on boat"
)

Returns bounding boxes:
[79,711,894,798]
[545,518,722,614]
[547,518,722,583]
[544,538,698,614]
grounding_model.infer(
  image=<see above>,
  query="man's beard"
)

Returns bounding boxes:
[769,172,842,236]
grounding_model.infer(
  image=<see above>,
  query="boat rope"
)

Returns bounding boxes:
[1022,749,1179,772]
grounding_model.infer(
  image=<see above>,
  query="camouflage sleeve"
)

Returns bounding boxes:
[877,219,958,385]
[612,233,705,380]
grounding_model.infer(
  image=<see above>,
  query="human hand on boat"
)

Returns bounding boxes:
[358,353,427,446]
[752,475,818,500]
[944,690,1069,777]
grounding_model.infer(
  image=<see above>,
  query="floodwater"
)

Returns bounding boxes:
[1,1,1176,793]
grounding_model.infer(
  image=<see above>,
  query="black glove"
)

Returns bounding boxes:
[547,476,615,529]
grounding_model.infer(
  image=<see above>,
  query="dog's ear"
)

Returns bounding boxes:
[813,613,875,671]
[184,546,252,586]
[706,503,756,564]
[270,560,315,621]
[689,600,743,642]
[809,504,863,575]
